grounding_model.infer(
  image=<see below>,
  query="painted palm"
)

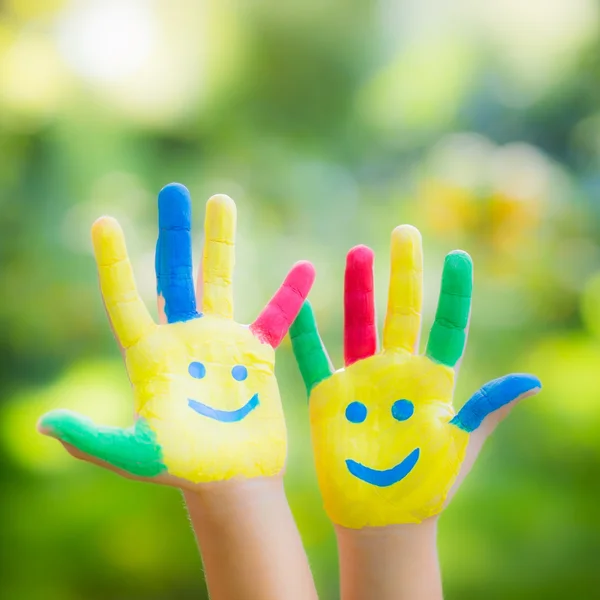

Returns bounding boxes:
[290,225,541,528]
[39,184,315,486]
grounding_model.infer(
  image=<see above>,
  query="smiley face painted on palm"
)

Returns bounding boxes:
[307,351,468,527]
[344,397,419,488]
[39,183,315,485]
[187,361,257,423]
[131,312,284,482]
[290,226,541,528]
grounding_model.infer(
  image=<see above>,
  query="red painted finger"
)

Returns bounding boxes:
[344,245,377,366]
[250,261,316,348]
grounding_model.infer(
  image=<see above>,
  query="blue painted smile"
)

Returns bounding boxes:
[346,448,420,487]
[188,393,260,423]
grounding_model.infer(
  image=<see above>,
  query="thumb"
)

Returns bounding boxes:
[38,410,167,479]
[445,374,541,502]
[451,373,542,435]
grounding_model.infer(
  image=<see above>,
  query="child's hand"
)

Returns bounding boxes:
[39,184,314,489]
[290,225,540,528]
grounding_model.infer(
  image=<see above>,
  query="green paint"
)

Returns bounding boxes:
[426,250,473,367]
[290,301,333,395]
[39,410,167,478]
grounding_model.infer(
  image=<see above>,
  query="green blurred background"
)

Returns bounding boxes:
[2,0,600,598]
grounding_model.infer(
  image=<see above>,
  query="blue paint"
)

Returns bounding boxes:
[156,183,201,323]
[450,373,542,433]
[232,365,248,381]
[345,401,367,424]
[188,393,260,423]
[189,361,206,379]
[346,448,420,487]
[391,399,414,422]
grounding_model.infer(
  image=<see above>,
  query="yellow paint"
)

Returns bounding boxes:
[92,217,156,349]
[310,352,468,528]
[129,317,286,482]
[202,194,236,318]
[383,225,423,353]
[92,216,286,482]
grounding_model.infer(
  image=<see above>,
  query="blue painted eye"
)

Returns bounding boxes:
[392,399,414,422]
[232,365,248,381]
[189,362,206,379]
[345,401,367,424]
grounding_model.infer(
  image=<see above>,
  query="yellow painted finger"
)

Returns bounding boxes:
[202,194,236,318]
[92,217,155,349]
[383,225,423,353]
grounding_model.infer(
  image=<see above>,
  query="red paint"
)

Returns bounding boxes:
[344,245,376,366]
[251,261,315,348]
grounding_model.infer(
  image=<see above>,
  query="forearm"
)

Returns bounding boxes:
[183,477,317,600]
[336,518,442,600]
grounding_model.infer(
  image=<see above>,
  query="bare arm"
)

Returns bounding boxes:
[184,477,318,600]
[336,519,442,600]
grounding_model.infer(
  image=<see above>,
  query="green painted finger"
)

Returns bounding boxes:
[426,250,473,367]
[38,410,167,478]
[289,301,333,395]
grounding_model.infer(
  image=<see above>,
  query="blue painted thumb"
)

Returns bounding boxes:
[450,373,541,433]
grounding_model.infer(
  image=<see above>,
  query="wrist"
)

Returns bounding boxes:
[182,475,289,564]
[335,517,442,600]
[183,476,318,600]
[335,515,438,548]
[182,474,285,509]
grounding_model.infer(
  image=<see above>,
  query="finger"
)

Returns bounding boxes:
[92,217,155,349]
[38,410,167,478]
[202,194,236,318]
[425,250,473,367]
[383,225,423,354]
[156,183,199,323]
[452,314,471,377]
[344,245,377,366]
[444,374,542,500]
[195,238,205,309]
[250,261,316,348]
[450,374,542,433]
[289,301,333,395]
[155,237,167,324]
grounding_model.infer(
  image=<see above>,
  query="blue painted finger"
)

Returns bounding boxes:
[450,373,541,433]
[156,183,200,323]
